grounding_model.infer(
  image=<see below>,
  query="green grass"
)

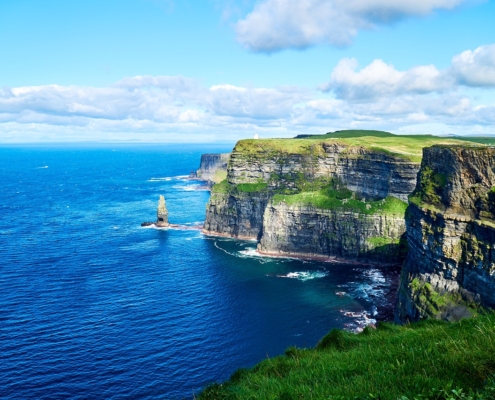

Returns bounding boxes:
[211,179,269,194]
[454,137,495,146]
[199,313,495,400]
[211,179,231,193]
[234,131,485,163]
[297,129,397,139]
[237,182,268,193]
[409,167,447,208]
[367,236,398,247]
[272,187,408,216]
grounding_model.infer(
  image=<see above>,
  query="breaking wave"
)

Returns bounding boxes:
[276,271,328,281]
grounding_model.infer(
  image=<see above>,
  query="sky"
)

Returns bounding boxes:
[0,0,494,143]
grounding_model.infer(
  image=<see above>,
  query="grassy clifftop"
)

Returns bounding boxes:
[234,130,484,163]
[200,313,495,400]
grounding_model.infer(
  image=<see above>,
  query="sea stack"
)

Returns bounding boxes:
[156,195,170,227]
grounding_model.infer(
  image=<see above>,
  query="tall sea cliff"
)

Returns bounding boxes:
[195,153,230,184]
[203,132,473,263]
[396,145,495,322]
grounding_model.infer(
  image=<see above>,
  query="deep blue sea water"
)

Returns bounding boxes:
[0,144,400,399]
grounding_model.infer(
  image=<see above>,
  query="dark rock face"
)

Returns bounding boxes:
[258,203,406,263]
[395,146,495,323]
[196,153,230,182]
[203,191,271,240]
[227,143,419,202]
[203,141,417,262]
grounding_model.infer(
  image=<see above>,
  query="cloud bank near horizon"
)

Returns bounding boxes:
[1,44,494,142]
[320,44,495,100]
[235,0,471,52]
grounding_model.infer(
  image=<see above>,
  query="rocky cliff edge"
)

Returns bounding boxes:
[395,145,495,322]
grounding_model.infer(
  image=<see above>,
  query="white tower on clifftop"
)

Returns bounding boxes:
[254,133,259,139]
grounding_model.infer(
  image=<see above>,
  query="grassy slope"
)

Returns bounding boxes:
[200,314,495,400]
[272,187,408,216]
[234,130,484,163]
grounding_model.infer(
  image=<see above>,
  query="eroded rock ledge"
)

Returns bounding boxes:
[395,145,495,323]
[203,134,423,263]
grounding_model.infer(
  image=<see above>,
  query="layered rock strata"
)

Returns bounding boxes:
[203,139,416,260]
[204,191,271,240]
[396,146,495,322]
[258,202,406,262]
[227,141,419,201]
[196,153,230,183]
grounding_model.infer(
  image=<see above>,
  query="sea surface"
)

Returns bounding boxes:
[0,144,400,399]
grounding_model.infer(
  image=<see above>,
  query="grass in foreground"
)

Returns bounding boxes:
[199,314,495,400]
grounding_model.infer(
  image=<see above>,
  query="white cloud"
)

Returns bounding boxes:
[1,46,495,143]
[321,58,451,100]
[235,0,468,52]
[451,44,495,87]
[208,84,310,119]
[321,44,495,101]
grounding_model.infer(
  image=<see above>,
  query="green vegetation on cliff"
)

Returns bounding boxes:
[407,279,479,321]
[211,179,231,194]
[211,179,269,194]
[409,166,447,208]
[200,313,495,400]
[234,130,483,163]
[272,186,408,217]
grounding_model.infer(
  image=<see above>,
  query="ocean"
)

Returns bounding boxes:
[0,144,399,399]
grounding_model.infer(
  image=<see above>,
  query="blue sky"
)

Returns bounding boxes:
[1,0,494,142]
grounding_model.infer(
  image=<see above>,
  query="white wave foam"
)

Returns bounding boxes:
[147,176,174,182]
[36,166,49,169]
[237,247,261,258]
[171,184,199,191]
[140,224,170,231]
[237,247,295,260]
[340,310,377,333]
[340,268,387,301]
[213,241,238,257]
[277,271,328,281]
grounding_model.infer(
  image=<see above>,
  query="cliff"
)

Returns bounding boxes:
[203,132,474,262]
[395,145,495,322]
[196,153,230,183]
[203,131,468,262]
[258,201,406,262]
[226,140,418,202]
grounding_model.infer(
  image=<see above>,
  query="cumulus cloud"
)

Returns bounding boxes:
[321,58,451,100]
[321,44,495,101]
[208,84,310,119]
[0,77,316,141]
[451,44,495,87]
[1,48,495,143]
[235,0,467,52]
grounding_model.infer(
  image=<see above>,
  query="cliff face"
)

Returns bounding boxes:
[228,142,418,201]
[395,146,495,323]
[196,153,230,183]
[203,191,271,240]
[203,138,416,261]
[258,202,406,262]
